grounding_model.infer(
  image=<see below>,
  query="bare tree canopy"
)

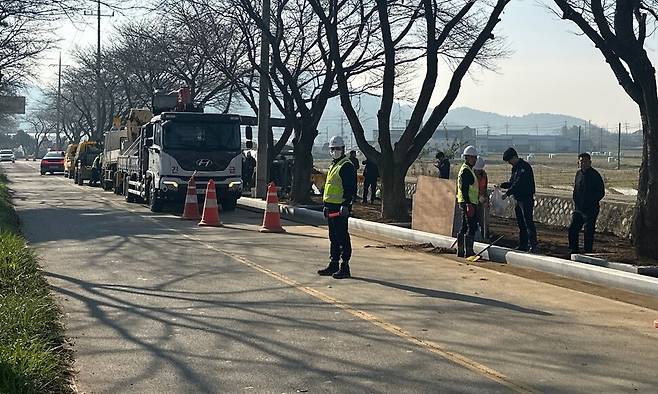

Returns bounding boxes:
[315,0,509,220]
[550,0,658,258]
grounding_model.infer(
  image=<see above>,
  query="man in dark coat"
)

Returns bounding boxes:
[568,153,605,254]
[361,158,379,204]
[435,151,450,179]
[501,147,538,253]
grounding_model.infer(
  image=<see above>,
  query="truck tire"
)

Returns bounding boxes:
[148,183,164,213]
[124,177,136,203]
[221,198,238,212]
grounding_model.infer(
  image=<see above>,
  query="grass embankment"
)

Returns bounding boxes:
[0,171,73,393]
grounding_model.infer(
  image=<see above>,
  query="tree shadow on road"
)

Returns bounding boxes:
[351,276,552,316]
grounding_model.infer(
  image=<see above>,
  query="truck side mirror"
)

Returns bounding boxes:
[145,138,154,147]
[245,141,253,149]
[245,126,253,141]
[145,124,154,139]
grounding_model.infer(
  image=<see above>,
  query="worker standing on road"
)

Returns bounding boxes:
[473,156,489,240]
[318,136,357,279]
[362,158,379,204]
[456,146,479,257]
[500,147,538,253]
[569,153,605,254]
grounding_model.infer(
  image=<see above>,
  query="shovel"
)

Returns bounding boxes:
[466,235,504,262]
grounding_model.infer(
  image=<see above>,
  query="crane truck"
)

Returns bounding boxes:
[114,88,258,213]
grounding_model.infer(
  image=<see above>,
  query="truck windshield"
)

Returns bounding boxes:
[164,122,240,151]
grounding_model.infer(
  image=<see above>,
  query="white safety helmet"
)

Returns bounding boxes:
[461,145,478,158]
[474,156,485,170]
[328,136,345,148]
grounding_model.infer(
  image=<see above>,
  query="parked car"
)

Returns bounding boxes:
[40,151,65,175]
[0,149,15,163]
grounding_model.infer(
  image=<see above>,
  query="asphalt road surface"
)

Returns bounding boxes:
[3,160,658,393]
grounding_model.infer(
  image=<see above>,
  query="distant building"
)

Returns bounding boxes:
[482,134,593,153]
[371,126,476,150]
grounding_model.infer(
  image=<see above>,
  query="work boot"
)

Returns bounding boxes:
[457,235,465,257]
[332,261,351,279]
[529,244,539,254]
[318,260,339,276]
[465,236,476,258]
[515,245,528,252]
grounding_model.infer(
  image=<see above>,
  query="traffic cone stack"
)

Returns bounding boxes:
[182,175,200,220]
[260,182,286,233]
[198,179,222,227]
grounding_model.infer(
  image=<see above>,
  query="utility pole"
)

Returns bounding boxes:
[84,1,113,142]
[56,53,62,150]
[255,0,271,199]
[617,122,622,170]
[505,122,509,136]
[577,125,581,154]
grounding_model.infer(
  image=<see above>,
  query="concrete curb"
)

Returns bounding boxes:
[238,198,658,298]
[571,254,658,277]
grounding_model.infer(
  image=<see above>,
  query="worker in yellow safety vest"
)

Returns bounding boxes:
[456,145,479,257]
[318,136,357,279]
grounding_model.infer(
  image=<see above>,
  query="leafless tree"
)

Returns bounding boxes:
[549,0,658,258]
[315,0,510,220]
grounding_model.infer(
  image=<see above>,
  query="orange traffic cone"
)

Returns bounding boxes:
[182,175,200,220]
[198,179,222,227]
[260,182,285,233]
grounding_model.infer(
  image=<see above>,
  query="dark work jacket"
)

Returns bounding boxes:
[573,167,605,214]
[500,159,535,201]
[349,156,360,171]
[435,159,450,179]
[362,159,379,180]
[325,157,357,211]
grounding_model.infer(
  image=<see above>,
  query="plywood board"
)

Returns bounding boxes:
[412,176,459,237]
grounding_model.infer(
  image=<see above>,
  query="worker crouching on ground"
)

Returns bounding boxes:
[456,146,479,257]
[474,156,489,240]
[569,153,605,254]
[501,147,538,253]
[318,136,357,279]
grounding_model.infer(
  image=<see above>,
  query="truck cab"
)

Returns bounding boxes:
[142,111,246,211]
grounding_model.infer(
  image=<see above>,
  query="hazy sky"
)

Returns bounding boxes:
[37,0,652,129]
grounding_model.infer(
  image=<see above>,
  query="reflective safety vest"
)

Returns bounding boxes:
[323,156,352,204]
[457,163,479,204]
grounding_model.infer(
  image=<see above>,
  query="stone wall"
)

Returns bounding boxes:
[398,181,634,239]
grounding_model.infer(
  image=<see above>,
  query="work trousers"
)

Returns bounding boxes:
[363,178,377,203]
[515,198,537,249]
[458,204,478,238]
[328,215,352,262]
[568,208,599,253]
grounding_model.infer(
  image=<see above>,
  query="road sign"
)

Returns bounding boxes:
[0,96,26,114]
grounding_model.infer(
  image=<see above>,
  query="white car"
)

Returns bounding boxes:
[0,149,15,163]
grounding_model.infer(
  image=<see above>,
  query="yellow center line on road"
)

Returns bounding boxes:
[38,167,536,393]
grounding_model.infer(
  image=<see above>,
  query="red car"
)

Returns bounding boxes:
[40,151,65,175]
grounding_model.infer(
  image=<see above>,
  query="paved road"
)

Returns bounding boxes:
[3,161,658,393]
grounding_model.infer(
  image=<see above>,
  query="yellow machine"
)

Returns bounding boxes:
[64,143,78,178]
[72,141,102,186]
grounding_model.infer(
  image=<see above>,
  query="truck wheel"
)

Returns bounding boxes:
[124,178,136,203]
[221,199,238,212]
[148,184,164,213]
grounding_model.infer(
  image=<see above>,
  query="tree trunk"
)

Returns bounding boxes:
[632,91,658,259]
[380,157,410,222]
[290,131,315,204]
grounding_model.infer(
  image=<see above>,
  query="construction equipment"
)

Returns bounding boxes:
[102,108,153,191]
[115,87,257,213]
[466,235,504,262]
[73,141,101,186]
[63,143,78,178]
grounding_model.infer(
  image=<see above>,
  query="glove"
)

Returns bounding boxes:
[339,205,350,217]
[466,204,475,218]
[323,207,329,218]
[501,193,508,200]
